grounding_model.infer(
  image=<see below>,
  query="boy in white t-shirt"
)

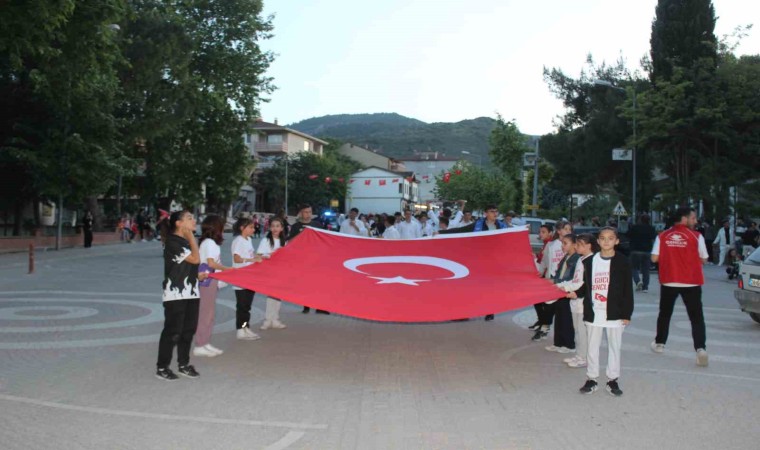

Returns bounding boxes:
[574,227,634,397]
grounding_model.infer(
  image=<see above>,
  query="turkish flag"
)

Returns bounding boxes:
[364,180,371,186]
[308,174,318,180]
[211,228,563,322]
[379,179,387,186]
[325,177,332,183]
[443,172,451,183]
[392,178,399,183]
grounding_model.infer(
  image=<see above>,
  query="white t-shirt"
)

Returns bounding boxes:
[199,239,221,266]
[539,239,565,279]
[588,253,622,328]
[257,237,283,257]
[340,219,368,236]
[652,233,708,287]
[383,225,401,240]
[555,253,592,313]
[231,235,255,290]
[397,220,421,239]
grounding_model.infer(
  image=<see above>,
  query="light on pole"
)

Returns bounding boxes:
[593,79,638,216]
[460,150,482,167]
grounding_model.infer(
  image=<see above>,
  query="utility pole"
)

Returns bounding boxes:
[531,138,540,217]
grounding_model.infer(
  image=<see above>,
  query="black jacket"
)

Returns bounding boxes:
[287,219,321,241]
[577,252,634,323]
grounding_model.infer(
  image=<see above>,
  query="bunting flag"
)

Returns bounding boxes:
[211,227,563,322]
[455,169,462,175]
[392,178,399,183]
[325,177,332,183]
[349,179,355,184]
[443,172,451,183]
[379,179,387,186]
[364,180,371,186]
[338,178,345,183]
[308,174,318,180]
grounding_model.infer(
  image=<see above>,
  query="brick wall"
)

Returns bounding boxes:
[0,232,125,254]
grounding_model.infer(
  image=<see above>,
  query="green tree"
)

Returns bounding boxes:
[258,140,360,214]
[650,0,718,83]
[488,114,530,211]
[434,161,515,212]
[1,1,126,236]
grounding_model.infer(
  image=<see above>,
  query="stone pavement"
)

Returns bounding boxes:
[1,239,759,449]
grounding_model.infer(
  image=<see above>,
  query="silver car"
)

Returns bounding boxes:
[735,247,760,324]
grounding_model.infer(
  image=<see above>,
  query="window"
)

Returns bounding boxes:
[303,140,311,151]
[245,134,251,143]
[267,134,283,144]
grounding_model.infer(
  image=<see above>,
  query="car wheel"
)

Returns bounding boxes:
[750,312,760,325]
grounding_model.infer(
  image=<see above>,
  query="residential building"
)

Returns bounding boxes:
[398,153,458,203]
[337,143,406,172]
[346,167,419,215]
[236,120,328,215]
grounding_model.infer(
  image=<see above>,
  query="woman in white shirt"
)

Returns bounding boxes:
[194,215,231,357]
[231,217,262,341]
[257,217,288,330]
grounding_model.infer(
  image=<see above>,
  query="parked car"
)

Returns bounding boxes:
[735,246,760,324]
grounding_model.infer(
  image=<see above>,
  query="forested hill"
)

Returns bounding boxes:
[288,113,497,160]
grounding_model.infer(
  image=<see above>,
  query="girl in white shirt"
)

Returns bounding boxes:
[557,233,600,368]
[231,217,262,341]
[257,217,288,330]
[533,221,572,340]
[194,215,231,357]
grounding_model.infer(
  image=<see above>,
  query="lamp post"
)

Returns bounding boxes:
[593,79,637,216]
[460,150,482,167]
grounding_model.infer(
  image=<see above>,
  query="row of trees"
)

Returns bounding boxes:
[540,0,759,222]
[0,0,274,233]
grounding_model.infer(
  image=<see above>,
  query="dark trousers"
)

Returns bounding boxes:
[536,302,555,327]
[235,289,255,329]
[84,229,93,248]
[655,285,706,350]
[553,298,575,349]
[630,251,651,289]
[157,298,199,368]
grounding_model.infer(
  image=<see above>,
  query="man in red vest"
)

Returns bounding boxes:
[650,207,709,367]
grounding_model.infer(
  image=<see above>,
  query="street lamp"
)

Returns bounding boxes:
[593,79,638,217]
[460,150,482,167]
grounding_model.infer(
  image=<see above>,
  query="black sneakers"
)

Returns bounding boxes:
[484,314,495,321]
[177,365,200,379]
[302,306,311,313]
[579,379,598,394]
[531,329,548,341]
[606,379,623,397]
[528,320,541,330]
[155,367,178,381]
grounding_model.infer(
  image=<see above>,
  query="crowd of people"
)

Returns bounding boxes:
[153,203,745,398]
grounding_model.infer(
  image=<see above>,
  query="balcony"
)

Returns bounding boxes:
[254,142,288,155]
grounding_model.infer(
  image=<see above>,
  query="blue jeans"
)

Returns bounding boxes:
[630,251,651,289]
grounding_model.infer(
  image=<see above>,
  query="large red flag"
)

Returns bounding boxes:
[211,228,563,322]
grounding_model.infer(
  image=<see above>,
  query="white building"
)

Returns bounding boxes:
[397,153,458,203]
[346,167,419,215]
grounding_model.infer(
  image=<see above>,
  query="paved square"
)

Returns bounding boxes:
[1,240,759,449]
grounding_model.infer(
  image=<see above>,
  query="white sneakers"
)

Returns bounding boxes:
[696,348,709,367]
[546,345,574,354]
[237,327,261,341]
[650,341,665,353]
[567,357,587,368]
[261,320,287,330]
[193,344,223,357]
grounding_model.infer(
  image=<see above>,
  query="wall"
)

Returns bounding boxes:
[0,232,124,254]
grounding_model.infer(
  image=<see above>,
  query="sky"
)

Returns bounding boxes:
[259,0,759,135]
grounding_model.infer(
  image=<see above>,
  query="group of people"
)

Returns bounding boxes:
[154,204,714,397]
[529,207,710,397]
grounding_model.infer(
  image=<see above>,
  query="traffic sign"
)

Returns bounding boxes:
[612,201,628,216]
